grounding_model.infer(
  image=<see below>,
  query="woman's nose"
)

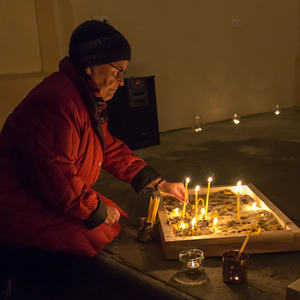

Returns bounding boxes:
[117,77,124,86]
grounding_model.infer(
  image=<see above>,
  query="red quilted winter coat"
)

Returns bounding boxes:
[0,57,160,257]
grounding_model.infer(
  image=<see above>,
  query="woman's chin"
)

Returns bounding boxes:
[102,91,117,101]
[102,95,113,101]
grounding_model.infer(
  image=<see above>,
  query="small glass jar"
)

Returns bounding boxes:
[137,217,153,242]
[222,250,249,284]
[137,217,159,243]
[193,113,203,133]
[179,249,204,274]
[274,104,280,116]
[232,113,240,125]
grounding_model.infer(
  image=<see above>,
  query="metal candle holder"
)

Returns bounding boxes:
[137,217,157,243]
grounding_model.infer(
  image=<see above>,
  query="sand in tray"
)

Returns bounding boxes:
[163,189,283,237]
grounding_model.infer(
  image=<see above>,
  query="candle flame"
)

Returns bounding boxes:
[208,177,212,183]
[195,185,200,192]
[236,180,242,193]
[191,217,196,227]
[233,119,240,125]
[213,217,218,226]
[275,110,280,115]
[180,222,186,229]
[201,208,205,215]
[250,202,259,211]
[174,207,179,215]
[191,261,195,267]
[186,177,190,184]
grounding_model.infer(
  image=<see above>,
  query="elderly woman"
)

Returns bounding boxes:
[0,20,184,257]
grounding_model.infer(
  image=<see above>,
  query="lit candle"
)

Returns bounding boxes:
[237,181,241,220]
[187,260,200,269]
[194,185,200,227]
[174,207,179,216]
[180,221,186,230]
[191,217,196,231]
[250,202,259,211]
[201,208,205,220]
[275,104,280,116]
[212,217,218,233]
[182,177,190,218]
[170,207,179,218]
[233,113,240,125]
[205,177,212,216]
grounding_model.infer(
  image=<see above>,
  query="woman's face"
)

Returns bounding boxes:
[87,60,128,101]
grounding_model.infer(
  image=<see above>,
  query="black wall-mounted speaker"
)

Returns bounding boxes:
[106,76,160,150]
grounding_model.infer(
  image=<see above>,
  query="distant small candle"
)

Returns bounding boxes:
[195,185,200,227]
[250,202,259,211]
[237,181,242,220]
[180,222,186,230]
[233,113,240,125]
[187,260,200,269]
[191,217,196,230]
[201,208,205,220]
[212,217,218,233]
[205,177,212,216]
[171,207,179,218]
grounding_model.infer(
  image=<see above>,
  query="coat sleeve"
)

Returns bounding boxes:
[101,122,161,193]
[17,92,106,229]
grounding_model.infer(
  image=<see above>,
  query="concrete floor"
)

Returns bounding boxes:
[94,107,300,300]
[4,107,300,300]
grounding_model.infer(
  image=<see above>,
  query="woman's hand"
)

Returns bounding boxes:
[158,180,185,203]
[104,206,120,225]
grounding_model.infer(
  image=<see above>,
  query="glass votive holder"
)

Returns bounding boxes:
[274,104,281,116]
[232,113,240,125]
[193,113,203,133]
[222,250,249,284]
[179,249,204,274]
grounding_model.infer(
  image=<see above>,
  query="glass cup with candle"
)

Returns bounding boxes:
[193,113,203,133]
[232,113,240,125]
[222,250,249,284]
[179,249,204,274]
[274,104,280,116]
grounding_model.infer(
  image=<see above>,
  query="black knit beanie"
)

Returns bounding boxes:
[69,20,131,69]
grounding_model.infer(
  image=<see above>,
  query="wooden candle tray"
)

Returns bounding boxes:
[158,184,300,259]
